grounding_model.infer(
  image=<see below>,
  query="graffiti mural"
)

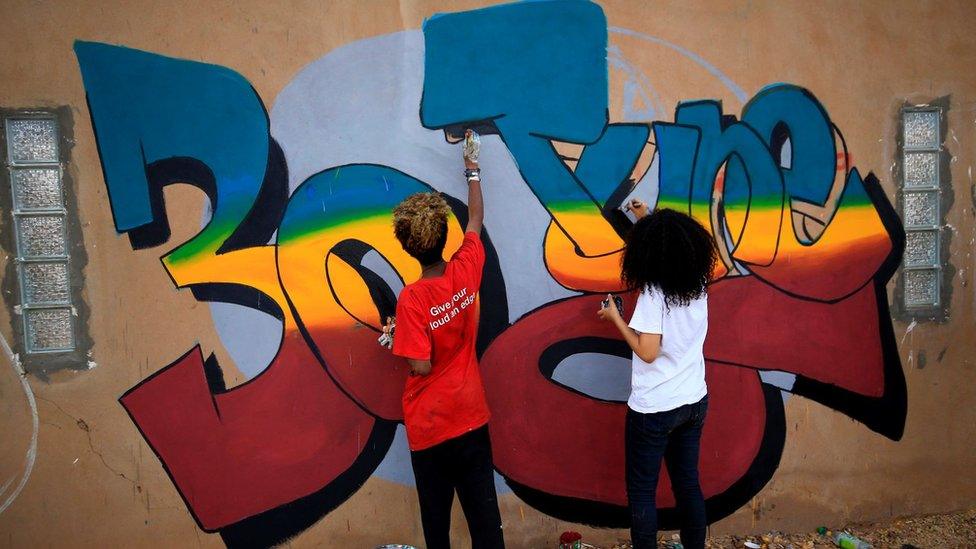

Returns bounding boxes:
[74,0,906,545]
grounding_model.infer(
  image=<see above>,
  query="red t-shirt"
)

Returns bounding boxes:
[393,231,491,451]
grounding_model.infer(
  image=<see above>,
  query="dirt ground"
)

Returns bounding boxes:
[595,508,976,548]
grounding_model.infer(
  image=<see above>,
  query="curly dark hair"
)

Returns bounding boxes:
[621,208,718,307]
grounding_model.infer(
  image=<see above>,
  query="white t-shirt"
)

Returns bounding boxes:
[626,285,708,413]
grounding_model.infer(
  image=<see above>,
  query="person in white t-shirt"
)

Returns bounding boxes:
[598,201,718,549]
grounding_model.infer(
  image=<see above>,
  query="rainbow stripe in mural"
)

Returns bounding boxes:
[276,164,464,421]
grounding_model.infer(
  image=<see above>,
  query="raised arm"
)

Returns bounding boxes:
[463,129,484,235]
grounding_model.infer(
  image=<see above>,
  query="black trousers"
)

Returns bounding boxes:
[626,395,709,549]
[410,425,505,549]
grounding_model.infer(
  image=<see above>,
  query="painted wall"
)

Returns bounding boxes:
[1,1,974,547]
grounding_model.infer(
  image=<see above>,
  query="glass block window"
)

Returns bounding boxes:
[903,268,940,308]
[900,107,942,310]
[3,115,74,353]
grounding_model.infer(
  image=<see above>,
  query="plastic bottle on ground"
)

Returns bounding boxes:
[833,531,872,549]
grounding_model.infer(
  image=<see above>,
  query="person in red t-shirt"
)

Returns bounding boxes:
[383,130,504,549]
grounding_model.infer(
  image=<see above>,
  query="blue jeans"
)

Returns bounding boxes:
[626,395,708,549]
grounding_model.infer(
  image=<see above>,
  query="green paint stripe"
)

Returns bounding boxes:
[278,209,395,245]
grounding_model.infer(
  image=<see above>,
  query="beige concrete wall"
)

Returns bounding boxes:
[0,0,973,547]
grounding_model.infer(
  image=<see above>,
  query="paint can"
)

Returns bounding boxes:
[463,129,481,163]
